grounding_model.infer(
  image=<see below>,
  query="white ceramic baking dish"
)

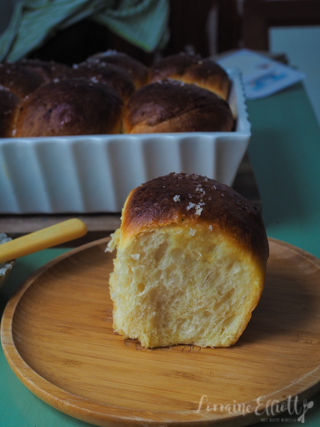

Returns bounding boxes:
[0,68,250,213]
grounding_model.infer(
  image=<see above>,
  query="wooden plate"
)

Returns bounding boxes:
[2,238,320,426]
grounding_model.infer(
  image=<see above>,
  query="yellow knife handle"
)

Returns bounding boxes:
[0,219,87,263]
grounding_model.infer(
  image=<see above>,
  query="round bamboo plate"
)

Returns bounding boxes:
[2,237,320,427]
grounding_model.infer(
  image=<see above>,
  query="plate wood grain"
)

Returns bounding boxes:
[2,238,320,426]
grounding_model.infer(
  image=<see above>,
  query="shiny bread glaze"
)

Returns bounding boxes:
[121,172,269,263]
[150,52,231,100]
[0,63,44,99]
[87,50,149,89]
[18,59,71,83]
[15,78,123,137]
[123,79,234,133]
[59,61,135,103]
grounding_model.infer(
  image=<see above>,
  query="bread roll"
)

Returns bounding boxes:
[0,63,44,99]
[87,50,149,89]
[18,59,70,83]
[60,62,135,103]
[0,88,21,137]
[0,51,237,137]
[15,78,123,137]
[150,52,231,100]
[123,79,234,133]
[107,173,269,348]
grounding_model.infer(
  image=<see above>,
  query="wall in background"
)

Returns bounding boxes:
[270,26,320,128]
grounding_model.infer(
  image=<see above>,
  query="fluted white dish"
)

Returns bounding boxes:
[0,68,250,213]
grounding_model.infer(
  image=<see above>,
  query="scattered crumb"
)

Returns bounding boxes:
[186,202,196,211]
[186,201,205,216]
[189,228,196,236]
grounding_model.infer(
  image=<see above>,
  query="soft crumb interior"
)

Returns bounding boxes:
[108,223,263,348]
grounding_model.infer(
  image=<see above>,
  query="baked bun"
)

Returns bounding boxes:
[0,63,44,99]
[15,78,123,137]
[107,173,269,348]
[123,79,234,133]
[87,50,149,89]
[0,88,21,137]
[17,59,70,83]
[60,62,135,103]
[150,52,231,100]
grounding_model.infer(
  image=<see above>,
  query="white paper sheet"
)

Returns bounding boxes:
[217,49,305,99]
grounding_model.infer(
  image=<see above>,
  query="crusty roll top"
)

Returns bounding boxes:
[15,78,123,137]
[121,172,269,263]
[87,50,149,89]
[18,59,71,83]
[0,63,44,98]
[123,79,234,133]
[150,52,231,100]
[59,62,135,103]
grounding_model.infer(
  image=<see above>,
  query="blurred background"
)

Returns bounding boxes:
[1,0,319,126]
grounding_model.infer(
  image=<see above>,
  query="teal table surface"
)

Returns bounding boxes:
[1,81,320,426]
[247,82,320,260]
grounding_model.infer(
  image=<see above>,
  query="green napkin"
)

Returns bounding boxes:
[0,0,169,62]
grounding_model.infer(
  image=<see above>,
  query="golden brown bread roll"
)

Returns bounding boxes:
[59,62,135,103]
[17,59,71,83]
[0,88,21,137]
[0,51,237,137]
[87,50,149,89]
[15,78,123,137]
[150,52,231,100]
[0,63,44,99]
[123,79,234,133]
[107,173,269,348]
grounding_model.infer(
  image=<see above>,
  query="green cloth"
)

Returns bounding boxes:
[0,0,169,62]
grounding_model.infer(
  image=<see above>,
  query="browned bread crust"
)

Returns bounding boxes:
[59,62,135,103]
[150,52,231,100]
[0,88,21,137]
[0,63,44,99]
[0,51,235,138]
[15,78,123,137]
[123,79,234,133]
[87,50,149,89]
[122,172,269,263]
[18,59,71,83]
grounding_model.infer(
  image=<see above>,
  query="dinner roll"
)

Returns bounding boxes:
[107,173,269,348]
[123,79,234,133]
[87,50,149,89]
[150,52,231,100]
[0,88,21,137]
[0,63,44,99]
[15,78,123,137]
[18,59,70,83]
[60,62,135,103]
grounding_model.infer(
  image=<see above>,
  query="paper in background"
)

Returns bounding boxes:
[217,49,305,100]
